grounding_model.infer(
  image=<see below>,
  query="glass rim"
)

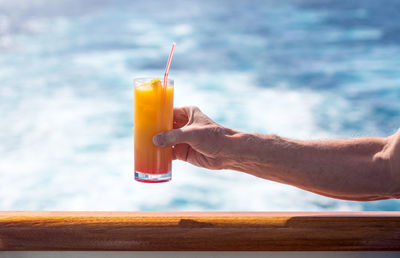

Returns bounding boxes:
[133,77,174,85]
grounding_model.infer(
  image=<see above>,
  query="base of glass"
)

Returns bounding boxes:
[135,170,171,183]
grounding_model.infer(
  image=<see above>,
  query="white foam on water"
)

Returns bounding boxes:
[169,73,361,211]
[3,0,398,211]
[0,68,362,211]
[174,73,335,139]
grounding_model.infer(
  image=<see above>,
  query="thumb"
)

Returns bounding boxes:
[153,128,190,147]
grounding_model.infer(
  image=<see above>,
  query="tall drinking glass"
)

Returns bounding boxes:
[134,78,174,183]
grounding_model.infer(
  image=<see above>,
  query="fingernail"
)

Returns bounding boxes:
[153,134,164,147]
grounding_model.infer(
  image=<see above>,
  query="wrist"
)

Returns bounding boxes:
[221,131,270,171]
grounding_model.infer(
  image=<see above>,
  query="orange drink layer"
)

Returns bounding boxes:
[134,78,174,182]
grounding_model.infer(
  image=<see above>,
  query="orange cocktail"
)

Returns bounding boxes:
[134,78,174,183]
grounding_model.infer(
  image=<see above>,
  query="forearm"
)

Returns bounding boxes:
[223,131,395,201]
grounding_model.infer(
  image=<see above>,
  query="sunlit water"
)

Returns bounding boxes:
[0,0,399,211]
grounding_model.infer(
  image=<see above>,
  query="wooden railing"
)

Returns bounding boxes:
[1,211,400,251]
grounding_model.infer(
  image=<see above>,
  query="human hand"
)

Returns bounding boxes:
[153,106,235,170]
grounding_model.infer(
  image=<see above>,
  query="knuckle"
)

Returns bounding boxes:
[209,125,225,136]
[188,105,200,113]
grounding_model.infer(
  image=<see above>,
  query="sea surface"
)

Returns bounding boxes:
[0,0,399,211]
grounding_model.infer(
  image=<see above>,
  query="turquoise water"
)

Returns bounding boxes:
[0,0,399,211]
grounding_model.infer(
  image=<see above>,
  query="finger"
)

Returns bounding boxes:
[173,106,202,128]
[172,143,190,161]
[173,107,189,129]
[187,106,199,125]
[153,127,191,147]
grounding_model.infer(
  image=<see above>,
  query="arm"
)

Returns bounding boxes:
[153,106,400,201]
[225,131,399,201]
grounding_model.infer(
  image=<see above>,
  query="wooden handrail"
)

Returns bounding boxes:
[1,211,400,251]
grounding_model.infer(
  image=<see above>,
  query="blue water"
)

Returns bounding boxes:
[0,0,399,211]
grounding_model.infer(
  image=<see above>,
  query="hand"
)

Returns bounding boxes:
[153,106,235,170]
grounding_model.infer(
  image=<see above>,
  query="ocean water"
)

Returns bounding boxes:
[0,0,399,211]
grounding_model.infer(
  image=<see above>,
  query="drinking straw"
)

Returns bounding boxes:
[163,42,176,87]
[157,42,176,132]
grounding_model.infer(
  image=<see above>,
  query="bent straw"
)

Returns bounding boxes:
[163,42,176,87]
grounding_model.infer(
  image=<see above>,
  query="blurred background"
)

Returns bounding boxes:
[0,0,399,211]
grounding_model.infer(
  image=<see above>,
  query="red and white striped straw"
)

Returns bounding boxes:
[163,42,176,88]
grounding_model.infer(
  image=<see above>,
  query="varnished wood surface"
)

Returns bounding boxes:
[0,212,400,251]
[2,251,400,258]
